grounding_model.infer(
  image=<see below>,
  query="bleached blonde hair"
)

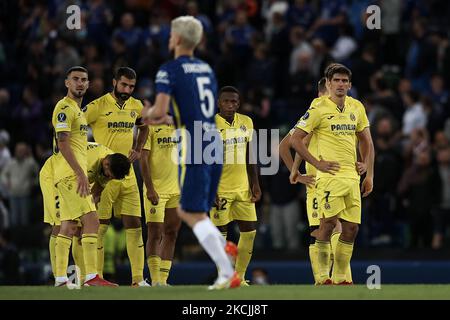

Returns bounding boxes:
[171,16,203,49]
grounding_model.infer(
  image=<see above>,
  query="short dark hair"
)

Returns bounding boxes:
[318,77,327,94]
[108,153,131,179]
[219,86,240,100]
[66,66,88,78]
[114,67,136,81]
[325,63,352,81]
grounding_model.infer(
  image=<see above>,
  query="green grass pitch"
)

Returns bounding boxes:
[1,285,450,300]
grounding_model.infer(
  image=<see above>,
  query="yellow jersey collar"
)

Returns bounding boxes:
[107,92,128,110]
[326,96,348,113]
[218,113,236,126]
[64,96,80,109]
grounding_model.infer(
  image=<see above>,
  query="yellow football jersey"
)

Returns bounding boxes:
[52,96,89,182]
[295,96,369,180]
[142,124,180,195]
[215,113,254,193]
[84,93,143,156]
[290,96,328,177]
[86,142,114,187]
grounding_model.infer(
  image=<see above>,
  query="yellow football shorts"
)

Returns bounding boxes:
[210,191,257,226]
[144,191,180,223]
[97,173,141,220]
[316,177,361,224]
[306,185,320,227]
[55,176,96,221]
[39,160,60,226]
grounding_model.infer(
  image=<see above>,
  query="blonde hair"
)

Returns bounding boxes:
[171,16,203,49]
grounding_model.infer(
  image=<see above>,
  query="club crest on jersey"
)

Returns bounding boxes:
[302,112,310,120]
[150,208,156,214]
[350,113,356,121]
[57,113,67,122]
[240,125,247,132]
[324,203,331,210]
[130,111,137,118]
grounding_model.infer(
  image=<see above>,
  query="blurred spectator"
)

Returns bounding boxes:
[245,42,274,97]
[401,91,427,136]
[330,23,357,64]
[0,230,21,285]
[225,9,255,66]
[0,131,11,174]
[428,73,449,119]
[289,26,313,75]
[398,142,441,248]
[307,0,347,47]
[380,0,402,64]
[0,143,39,227]
[365,115,403,246]
[11,85,45,145]
[286,0,316,30]
[186,1,213,35]
[84,0,113,50]
[370,74,404,123]
[310,37,333,79]
[52,37,82,91]
[267,143,302,251]
[431,131,450,249]
[404,18,435,92]
[0,89,10,133]
[113,13,142,55]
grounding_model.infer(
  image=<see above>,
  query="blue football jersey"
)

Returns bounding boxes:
[155,55,218,131]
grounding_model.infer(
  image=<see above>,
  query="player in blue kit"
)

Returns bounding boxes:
[145,16,240,290]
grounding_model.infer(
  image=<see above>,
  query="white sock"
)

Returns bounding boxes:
[193,218,233,278]
[85,273,97,282]
[55,276,68,283]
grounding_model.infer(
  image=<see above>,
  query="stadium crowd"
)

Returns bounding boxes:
[1,0,450,283]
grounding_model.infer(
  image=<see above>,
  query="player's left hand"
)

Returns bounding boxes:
[128,149,141,162]
[356,161,367,175]
[361,176,373,197]
[251,184,262,202]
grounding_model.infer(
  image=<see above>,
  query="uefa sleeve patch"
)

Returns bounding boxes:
[302,112,310,120]
[155,70,170,84]
[57,113,67,122]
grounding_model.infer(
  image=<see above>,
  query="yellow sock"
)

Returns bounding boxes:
[330,232,340,276]
[55,235,72,279]
[330,232,353,283]
[72,236,86,282]
[81,233,98,276]
[49,235,57,278]
[308,243,320,284]
[315,240,331,283]
[126,227,145,284]
[236,230,256,280]
[332,239,354,284]
[159,260,172,285]
[97,224,109,277]
[147,255,161,285]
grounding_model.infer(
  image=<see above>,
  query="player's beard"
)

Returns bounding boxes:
[114,85,130,102]
[71,88,85,99]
